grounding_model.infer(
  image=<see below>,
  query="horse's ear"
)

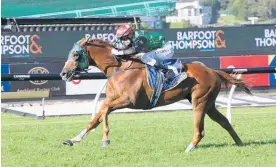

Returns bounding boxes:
[79,38,89,47]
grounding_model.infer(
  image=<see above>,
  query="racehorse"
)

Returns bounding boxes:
[60,38,252,152]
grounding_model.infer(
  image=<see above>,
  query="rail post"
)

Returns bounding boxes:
[91,80,108,120]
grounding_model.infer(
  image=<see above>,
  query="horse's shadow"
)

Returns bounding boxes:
[243,139,276,146]
[198,139,276,149]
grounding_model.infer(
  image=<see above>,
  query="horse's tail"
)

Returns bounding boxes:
[214,70,253,96]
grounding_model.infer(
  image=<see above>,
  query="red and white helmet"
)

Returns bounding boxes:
[115,24,134,39]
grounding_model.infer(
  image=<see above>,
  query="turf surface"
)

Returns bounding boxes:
[2,107,276,167]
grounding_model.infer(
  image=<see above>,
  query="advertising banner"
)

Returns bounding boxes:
[1,64,10,92]
[2,25,275,62]
[1,33,43,58]
[268,55,276,86]
[220,55,269,87]
[66,67,107,95]
[1,31,115,59]
[162,25,276,57]
[10,63,66,95]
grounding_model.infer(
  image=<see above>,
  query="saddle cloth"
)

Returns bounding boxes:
[146,59,187,109]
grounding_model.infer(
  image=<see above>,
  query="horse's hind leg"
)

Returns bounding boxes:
[185,98,206,152]
[207,104,243,146]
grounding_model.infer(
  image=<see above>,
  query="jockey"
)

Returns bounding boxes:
[111,24,176,80]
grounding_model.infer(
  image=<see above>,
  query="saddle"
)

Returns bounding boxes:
[146,59,187,109]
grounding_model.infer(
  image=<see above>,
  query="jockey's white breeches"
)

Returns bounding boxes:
[140,42,174,66]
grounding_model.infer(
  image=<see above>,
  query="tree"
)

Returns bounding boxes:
[202,0,275,23]
[229,0,276,20]
[229,0,247,19]
[219,0,230,10]
[257,0,276,19]
[202,0,221,23]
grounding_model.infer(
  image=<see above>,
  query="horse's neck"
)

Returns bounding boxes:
[88,44,144,76]
[89,46,121,75]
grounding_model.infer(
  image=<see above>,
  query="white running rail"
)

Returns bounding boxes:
[226,73,242,124]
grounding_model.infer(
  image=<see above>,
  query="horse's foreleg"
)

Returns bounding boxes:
[63,105,108,146]
[185,99,206,152]
[101,111,110,147]
[101,95,131,147]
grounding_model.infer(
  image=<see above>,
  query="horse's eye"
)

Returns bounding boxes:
[73,52,79,60]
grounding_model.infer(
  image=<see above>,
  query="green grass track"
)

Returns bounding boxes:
[2,107,276,167]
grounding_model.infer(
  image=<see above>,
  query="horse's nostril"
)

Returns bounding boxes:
[60,72,66,77]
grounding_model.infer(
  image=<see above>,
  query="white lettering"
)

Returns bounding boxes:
[1,35,31,55]
[85,34,90,39]
[51,87,60,91]
[84,33,115,41]
[2,45,30,54]
[205,31,212,39]
[177,31,182,40]
[265,29,270,38]
[198,31,204,40]
[1,36,4,45]
[4,35,10,45]
[176,31,217,41]
[14,75,30,78]
[255,38,276,47]
[97,34,102,39]
[188,31,193,40]
[211,31,216,39]
[265,29,276,38]
[169,40,215,49]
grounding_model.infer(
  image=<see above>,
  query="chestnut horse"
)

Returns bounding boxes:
[60,38,252,152]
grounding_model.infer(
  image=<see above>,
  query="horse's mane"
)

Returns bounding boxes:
[86,38,112,48]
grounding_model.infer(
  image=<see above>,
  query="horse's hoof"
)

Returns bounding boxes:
[101,140,110,147]
[63,139,74,146]
[185,143,196,152]
[237,142,244,146]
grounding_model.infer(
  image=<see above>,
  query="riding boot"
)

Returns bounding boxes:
[154,62,175,81]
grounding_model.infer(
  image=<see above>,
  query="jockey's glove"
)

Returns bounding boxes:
[111,48,124,56]
[111,47,139,56]
[154,62,168,70]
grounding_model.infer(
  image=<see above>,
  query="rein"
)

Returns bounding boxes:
[105,60,145,79]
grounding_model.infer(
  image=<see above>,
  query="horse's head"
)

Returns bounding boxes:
[60,38,95,81]
[60,38,115,81]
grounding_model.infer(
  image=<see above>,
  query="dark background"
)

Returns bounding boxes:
[9,63,65,95]
[2,25,275,64]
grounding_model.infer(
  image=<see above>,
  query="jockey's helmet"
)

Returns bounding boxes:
[115,24,134,40]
